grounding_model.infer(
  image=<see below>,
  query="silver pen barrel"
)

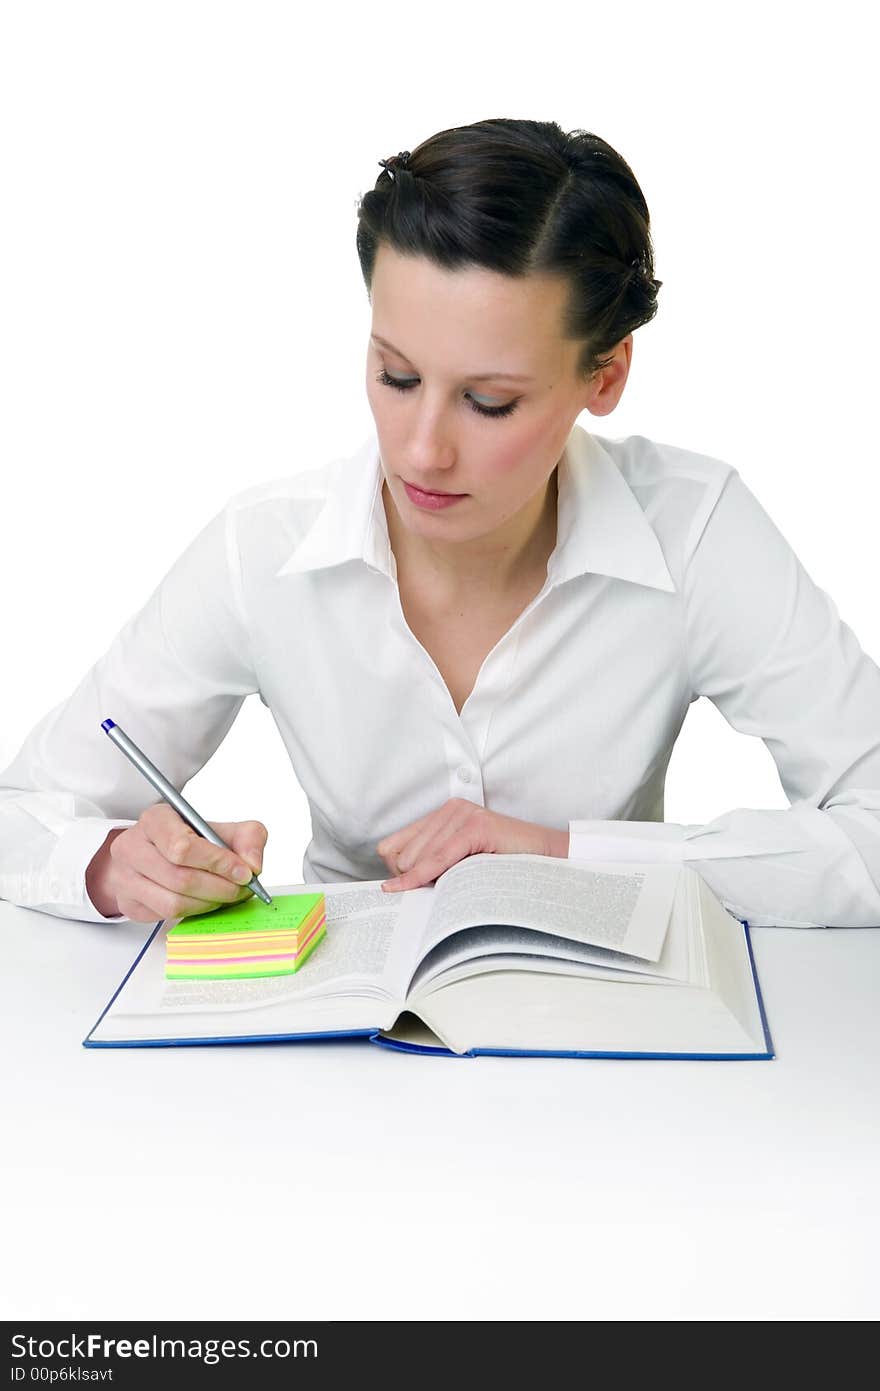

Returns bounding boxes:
[101,719,273,906]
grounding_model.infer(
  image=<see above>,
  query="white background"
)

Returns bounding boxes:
[1,0,877,1323]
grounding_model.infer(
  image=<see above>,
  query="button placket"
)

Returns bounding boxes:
[385,566,558,807]
[460,574,555,759]
[438,715,483,805]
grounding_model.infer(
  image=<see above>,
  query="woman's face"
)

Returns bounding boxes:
[365,242,631,543]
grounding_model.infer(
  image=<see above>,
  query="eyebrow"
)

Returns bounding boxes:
[370,334,535,383]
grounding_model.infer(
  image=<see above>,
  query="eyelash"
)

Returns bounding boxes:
[374,368,521,419]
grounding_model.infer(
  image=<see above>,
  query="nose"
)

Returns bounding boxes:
[392,397,459,470]
[405,460,458,484]
[400,439,459,479]
[374,380,468,486]
[401,431,458,479]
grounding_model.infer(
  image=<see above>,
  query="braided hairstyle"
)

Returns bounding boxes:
[356,119,661,381]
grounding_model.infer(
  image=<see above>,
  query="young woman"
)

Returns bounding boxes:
[3,117,879,929]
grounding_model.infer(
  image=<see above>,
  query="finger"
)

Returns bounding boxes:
[145,804,266,865]
[143,817,254,887]
[382,802,467,873]
[376,799,463,859]
[227,821,268,874]
[116,885,249,924]
[383,821,482,892]
[114,894,164,924]
[391,807,478,876]
[129,829,255,905]
[124,871,255,922]
[116,879,219,924]
[382,862,440,892]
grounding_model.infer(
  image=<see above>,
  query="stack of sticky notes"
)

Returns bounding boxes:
[165,892,326,980]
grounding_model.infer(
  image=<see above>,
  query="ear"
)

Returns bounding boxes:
[581,334,633,418]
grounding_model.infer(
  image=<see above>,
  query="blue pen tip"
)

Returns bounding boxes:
[101,719,116,731]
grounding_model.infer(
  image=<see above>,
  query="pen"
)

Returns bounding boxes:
[100,718,273,907]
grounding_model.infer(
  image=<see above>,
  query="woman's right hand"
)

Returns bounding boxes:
[85,802,268,923]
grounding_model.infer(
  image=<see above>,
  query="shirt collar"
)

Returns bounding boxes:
[275,423,676,593]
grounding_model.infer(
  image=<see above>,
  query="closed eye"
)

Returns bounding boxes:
[374,368,521,419]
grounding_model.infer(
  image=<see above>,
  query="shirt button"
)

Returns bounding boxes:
[456,766,473,783]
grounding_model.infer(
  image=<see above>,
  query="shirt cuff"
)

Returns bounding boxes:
[45,816,139,922]
[568,819,695,864]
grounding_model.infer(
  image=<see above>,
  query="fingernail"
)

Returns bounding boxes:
[233,865,251,884]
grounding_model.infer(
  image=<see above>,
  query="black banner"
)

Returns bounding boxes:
[5,1324,337,1389]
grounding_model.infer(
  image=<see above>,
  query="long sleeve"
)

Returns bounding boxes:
[0,499,259,923]
[568,469,880,928]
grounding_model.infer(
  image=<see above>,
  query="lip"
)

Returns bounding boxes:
[402,480,467,497]
[402,480,469,511]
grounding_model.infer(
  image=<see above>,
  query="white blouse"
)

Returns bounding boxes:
[2,423,880,928]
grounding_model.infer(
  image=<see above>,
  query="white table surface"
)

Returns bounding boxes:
[2,900,878,1322]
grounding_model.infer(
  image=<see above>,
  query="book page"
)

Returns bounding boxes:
[104,878,429,1021]
[696,877,765,1039]
[406,895,691,999]
[419,854,680,963]
[412,951,681,1000]
[405,870,766,1058]
[413,965,765,1057]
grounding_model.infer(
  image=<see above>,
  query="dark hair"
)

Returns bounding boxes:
[355,118,661,382]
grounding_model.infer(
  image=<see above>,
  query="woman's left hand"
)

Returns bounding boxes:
[376,798,569,892]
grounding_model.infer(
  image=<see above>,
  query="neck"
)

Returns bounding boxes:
[384,468,559,603]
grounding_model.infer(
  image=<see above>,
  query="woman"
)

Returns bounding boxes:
[3,117,880,929]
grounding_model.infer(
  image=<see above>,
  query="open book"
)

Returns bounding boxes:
[83,853,773,1059]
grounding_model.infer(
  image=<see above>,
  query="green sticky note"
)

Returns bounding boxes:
[167,892,324,939]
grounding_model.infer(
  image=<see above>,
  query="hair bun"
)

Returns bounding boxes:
[378,150,412,180]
